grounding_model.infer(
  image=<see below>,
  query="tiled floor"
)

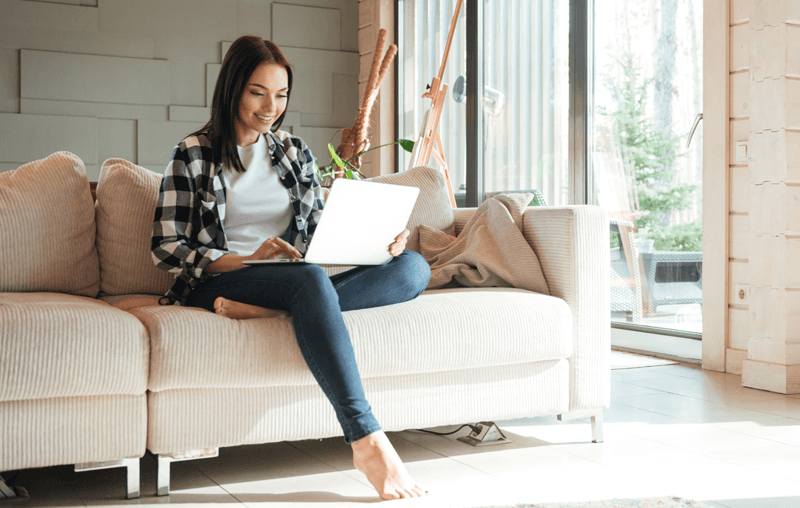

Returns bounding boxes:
[6,363,800,508]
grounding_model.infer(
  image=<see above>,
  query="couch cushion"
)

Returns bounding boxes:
[368,165,455,253]
[96,158,173,295]
[133,287,571,391]
[0,292,149,402]
[0,152,100,297]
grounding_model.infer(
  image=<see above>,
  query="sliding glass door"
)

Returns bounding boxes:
[591,0,703,334]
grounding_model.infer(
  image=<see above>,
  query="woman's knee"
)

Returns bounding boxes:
[398,250,431,295]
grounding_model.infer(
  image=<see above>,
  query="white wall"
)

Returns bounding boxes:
[0,0,360,180]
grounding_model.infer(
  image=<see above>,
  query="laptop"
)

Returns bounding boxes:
[241,178,419,266]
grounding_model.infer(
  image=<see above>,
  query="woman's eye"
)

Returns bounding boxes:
[278,95,288,99]
[251,92,263,97]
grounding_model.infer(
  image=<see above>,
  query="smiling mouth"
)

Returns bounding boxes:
[255,114,274,122]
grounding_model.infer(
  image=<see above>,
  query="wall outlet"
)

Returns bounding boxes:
[735,284,750,303]
[736,142,748,162]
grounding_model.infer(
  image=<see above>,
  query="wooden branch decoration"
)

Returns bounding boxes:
[334,28,397,177]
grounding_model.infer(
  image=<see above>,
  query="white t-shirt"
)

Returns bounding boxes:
[221,134,294,256]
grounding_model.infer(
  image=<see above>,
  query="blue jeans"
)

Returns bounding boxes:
[185,251,431,443]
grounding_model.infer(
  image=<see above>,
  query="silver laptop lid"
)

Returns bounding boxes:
[303,178,419,266]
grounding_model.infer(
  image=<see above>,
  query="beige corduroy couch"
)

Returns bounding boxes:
[0,152,610,499]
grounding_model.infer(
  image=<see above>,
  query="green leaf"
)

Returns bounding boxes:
[328,143,346,168]
[398,139,415,153]
[345,168,354,179]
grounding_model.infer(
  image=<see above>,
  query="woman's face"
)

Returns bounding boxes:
[235,61,289,147]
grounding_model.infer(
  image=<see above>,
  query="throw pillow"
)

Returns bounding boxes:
[95,158,173,295]
[0,152,100,297]
[368,165,455,253]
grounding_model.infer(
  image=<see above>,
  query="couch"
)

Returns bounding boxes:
[0,152,610,500]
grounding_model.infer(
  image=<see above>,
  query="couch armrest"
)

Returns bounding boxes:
[522,205,610,412]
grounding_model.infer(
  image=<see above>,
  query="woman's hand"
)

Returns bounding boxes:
[389,229,410,257]
[245,237,303,262]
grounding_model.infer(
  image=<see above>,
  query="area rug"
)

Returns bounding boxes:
[610,350,677,370]
[474,496,715,508]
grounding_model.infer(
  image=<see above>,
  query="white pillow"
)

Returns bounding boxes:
[368,165,455,253]
[0,152,100,296]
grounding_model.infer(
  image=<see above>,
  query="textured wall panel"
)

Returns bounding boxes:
[0,48,18,114]
[291,70,333,114]
[0,24,153,59]
[730,23,749,72]
[730,166,750,213]
[729,214,750,260]
[20,50,169,105]
[0,0,97,30]
[0,113,97,164]
[730,0,749,23]
[98,0,236,41]
[137,120,204,165]
[730,71,750,118]
[206,63,221,108]
[21,99,167,121]
[169,106,210,123]
[97,119,136,166]
[729,306,750,350]
[293,125,343,163]
[154,35,220,107]
[236,0,271,39]
[273,3,341,50]
[282,46,358,74]
[339,0,358,52]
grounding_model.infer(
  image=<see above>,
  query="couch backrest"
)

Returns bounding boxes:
[95,158,172,296]
[93,160,457,294]
[0,152,100,297]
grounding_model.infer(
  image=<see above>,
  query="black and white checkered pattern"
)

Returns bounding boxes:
[151,130,325,305]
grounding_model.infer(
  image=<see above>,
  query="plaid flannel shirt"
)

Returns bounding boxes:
[151,130,325,305]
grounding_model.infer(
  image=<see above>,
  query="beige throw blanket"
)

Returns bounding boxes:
[419,193,550,295]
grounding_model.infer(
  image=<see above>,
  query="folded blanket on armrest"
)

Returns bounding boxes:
[418,193,550,295]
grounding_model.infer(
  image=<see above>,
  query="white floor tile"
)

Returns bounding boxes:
[614,392,788,423]
[710,443,800,482]
[712,418,800,446]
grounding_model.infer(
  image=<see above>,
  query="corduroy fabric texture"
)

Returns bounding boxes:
[420,194,550,294]
[522,206,611,413]
[0,152,99,297]
[146,359,568,454]
[96,158,174,295]
[368,165,455,253]
[452,207,477,236]
[0,394,147,471]
[135,288,571,392]
[0,292,149,402]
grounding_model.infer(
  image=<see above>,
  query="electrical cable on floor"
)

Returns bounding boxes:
[413,423,480,436]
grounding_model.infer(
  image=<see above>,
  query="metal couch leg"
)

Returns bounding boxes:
[75,458,140,499]
[557,409,604,443]
[157,448,219,496]
[591,413,604,443]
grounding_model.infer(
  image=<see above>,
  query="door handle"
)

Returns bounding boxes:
[686,113,703,148]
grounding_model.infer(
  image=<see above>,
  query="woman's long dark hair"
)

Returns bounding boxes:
[192,36,293,173]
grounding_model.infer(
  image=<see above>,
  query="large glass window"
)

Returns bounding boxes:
[398,0,570,207]
[591,0,703,334]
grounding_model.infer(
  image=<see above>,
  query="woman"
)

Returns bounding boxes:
[151,36,431,500]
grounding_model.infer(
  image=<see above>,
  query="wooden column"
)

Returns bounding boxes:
[358,0,396,177]
[741,0,800,393]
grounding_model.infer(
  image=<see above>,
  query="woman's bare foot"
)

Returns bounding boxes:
[213,297,285,319]
[352,431,427,501]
